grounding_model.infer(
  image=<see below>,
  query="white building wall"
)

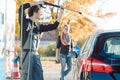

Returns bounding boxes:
[0,0,16,79]
[5,0,16,78]
[0,0,6,79]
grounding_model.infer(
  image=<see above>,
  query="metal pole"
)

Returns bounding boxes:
[42,1,82,14]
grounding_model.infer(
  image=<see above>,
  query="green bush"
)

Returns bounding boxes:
[38,43,56,56]
[15,39,86,57]
[38,47,46,56]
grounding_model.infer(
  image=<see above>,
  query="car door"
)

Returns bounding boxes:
[73,35,96,80]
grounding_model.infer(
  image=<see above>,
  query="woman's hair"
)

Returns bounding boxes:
[64,24,69,29]
[28,5,40,17]
[63,24,70,33]
[61,24,70,45]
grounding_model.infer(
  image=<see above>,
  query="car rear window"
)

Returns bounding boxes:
[103,37,120,59]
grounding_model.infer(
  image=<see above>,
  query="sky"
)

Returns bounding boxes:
[87,0,120,30]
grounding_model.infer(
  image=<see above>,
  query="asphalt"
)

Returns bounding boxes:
[6,61,73,80]
[42,61,73,80]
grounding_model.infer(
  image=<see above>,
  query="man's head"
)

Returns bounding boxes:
[28,5,42,20]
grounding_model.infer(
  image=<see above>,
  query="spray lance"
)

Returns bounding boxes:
[40,1,108,27]
[40,1,82,15]
[40,1,98,24]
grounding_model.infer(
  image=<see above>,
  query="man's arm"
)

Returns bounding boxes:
[18,3,30,25]
[39,21,59,32]
[39,7,64,32]
[30,1,44,7]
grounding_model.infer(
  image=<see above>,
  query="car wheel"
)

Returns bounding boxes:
[80,72,90,80]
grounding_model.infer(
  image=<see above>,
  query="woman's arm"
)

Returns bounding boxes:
[71,39,73,51]
[56,36,61,62]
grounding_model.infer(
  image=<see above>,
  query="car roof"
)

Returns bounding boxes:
[90,29,120,37]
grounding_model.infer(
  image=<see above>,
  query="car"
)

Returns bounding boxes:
[71,29,120,80]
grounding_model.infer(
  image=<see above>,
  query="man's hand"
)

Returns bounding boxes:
[30,1,44,7]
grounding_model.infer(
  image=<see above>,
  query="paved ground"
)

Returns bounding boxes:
[42,61,73,80]
[6,61,73,80]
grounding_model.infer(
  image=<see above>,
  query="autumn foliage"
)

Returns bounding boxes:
[15,0,95,44]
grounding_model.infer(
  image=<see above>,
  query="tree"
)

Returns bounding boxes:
[57,0,95,42]
[15,0,56,39]
[15,0,97,44]
[15,0,36,39]
[41,0,95,42]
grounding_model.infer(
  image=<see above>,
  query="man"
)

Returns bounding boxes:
[18,1,64,80]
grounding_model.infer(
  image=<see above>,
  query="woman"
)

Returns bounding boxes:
[56,24,73,80]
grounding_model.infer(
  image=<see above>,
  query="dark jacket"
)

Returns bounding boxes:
[18,3,59,51]
[56,35,73,55]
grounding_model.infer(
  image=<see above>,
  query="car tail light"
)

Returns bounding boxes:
[80,58,113,73]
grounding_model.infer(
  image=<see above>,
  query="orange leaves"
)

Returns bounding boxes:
[60,0,96,42]
[104,12,117,18]
[15,0,95,42]
[16,0,35,13]
[16,0,36,39]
